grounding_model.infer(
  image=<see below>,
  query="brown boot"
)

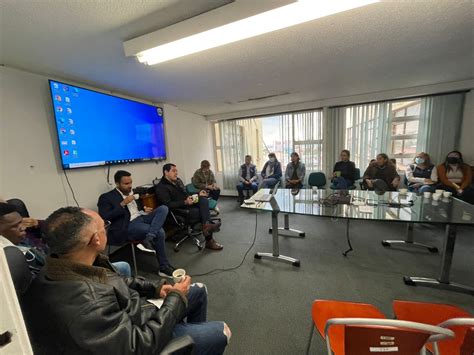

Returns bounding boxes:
[202,223,220,236]
[205,238,223,251]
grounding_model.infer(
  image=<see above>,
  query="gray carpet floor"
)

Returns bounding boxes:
[110,196,474,355]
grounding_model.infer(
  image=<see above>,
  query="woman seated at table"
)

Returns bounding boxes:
[437,151,474,204]
[405,152,437,193]
[332,150,356,189]
[362,153,400,192]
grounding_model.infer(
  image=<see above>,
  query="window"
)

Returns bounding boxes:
[389,99,421,172]
[214,109,323,189]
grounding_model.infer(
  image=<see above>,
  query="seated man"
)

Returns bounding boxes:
[362,153,400,192]
[261,153,282,188]
[0,202,131,277]
[236,155,258,203]
[21,207,230,354]
[192,160,221,202]
[98,170,174,277]
[156,163,223,251]
[284,152,306,189]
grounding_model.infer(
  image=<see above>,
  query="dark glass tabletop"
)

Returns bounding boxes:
[241,188,474,225]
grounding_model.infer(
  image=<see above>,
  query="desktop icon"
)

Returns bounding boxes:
[63,150,70,156]
[59,128,66,134]
[63,85,69,92]
[66,108,72,114]
[65,97,70,103]
[53,83,59,89]
[69,129,75,135]
[61,141,68,146]
[55,95,62,102]
[58,117,65,124]
[73,87,79,93]
[71,140,76,145]
[56,106,63,112]
[68,118,74,125]
[72,150,78,156]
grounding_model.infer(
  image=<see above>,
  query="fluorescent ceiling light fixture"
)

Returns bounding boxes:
[134,0,379,65]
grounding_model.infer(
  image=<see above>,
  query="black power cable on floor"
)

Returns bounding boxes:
[63,169,79,207]
[191,212,259,277]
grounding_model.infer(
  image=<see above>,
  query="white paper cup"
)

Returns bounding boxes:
[312,186,318,192]
[423,192,432,198]
[399,188,408,194]
[435,189,444,195]
[133,193,140,200]
[172,269,186,283]
[433,193,442,201]
[443,191,452,198]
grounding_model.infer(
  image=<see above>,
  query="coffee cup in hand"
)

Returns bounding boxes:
[172,269,186,283]
[133,193,140,200]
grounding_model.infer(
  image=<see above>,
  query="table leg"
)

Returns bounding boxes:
[255,211,301,267]
[404,224,474,295]
[382,222,438,253]
[269,213,306,238]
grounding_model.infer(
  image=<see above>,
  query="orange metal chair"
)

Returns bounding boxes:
[307,300,386,354]
[393,300,473,355]
[307,300,455,355]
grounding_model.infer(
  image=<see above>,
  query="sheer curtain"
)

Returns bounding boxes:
[417,93,465,164]
[327,102,391,173]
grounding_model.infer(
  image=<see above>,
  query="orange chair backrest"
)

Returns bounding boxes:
[393,300,472,355]
[460,327,474,355]
[312,300,386,355]
[344,325,430,355]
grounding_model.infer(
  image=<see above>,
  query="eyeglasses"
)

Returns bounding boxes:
[104,220,111,231]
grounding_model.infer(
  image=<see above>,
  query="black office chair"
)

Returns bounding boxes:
[4,246,33,296]
[167,209,204,252]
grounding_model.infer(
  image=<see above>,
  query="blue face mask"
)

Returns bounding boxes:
[415,157,425,165]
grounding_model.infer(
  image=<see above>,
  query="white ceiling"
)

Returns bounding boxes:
[1,0,473,117]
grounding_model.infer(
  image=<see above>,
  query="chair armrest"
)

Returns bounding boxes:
[159,335,194,355]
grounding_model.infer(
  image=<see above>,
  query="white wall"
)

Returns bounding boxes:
[459,90,474,164]
[0,66,213,218]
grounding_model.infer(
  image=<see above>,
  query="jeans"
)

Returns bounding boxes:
[261,178,279,188]
[332,176,352,190]
[173,283,228,355]
[408,184,435,194]
[236,182,258,199]
[127,205,170,268]
[187,197,213,241]
[112,261,131,277]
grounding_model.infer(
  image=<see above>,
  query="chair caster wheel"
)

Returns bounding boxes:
[299,233,305,237]
[293,260,301,267]
[428,247,438,253]
[254,254,262,260]
[197,245,203,251]
[403,276,416,286]
[173,247,180,252]
[381,241,390,247]
[268,228,272,234]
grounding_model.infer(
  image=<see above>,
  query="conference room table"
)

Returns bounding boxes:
[241,188,474,295]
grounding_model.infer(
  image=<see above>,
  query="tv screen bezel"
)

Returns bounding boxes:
[48,79,166,170]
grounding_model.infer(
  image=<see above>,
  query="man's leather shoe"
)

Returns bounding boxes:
[205,238,223,251]
[202,223,219,236]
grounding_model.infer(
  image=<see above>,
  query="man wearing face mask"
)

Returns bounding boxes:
[261,153,282,188]
[437,151,474,204]
[405,152,438,193]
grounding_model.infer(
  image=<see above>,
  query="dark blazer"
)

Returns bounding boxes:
[97,189,143,244]
[155,177,189,210]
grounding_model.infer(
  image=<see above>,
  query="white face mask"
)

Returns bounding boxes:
[269,158,275,163]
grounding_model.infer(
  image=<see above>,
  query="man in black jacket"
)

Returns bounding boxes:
[21,207,230,354]
[155,163,223,251]
[98,170,174,276]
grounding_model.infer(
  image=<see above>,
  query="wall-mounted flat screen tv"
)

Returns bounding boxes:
[49,80,166,169]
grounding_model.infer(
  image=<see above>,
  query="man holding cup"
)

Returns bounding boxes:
[98,170,175,277]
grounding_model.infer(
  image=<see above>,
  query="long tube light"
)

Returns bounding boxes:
[135,0,379,65]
